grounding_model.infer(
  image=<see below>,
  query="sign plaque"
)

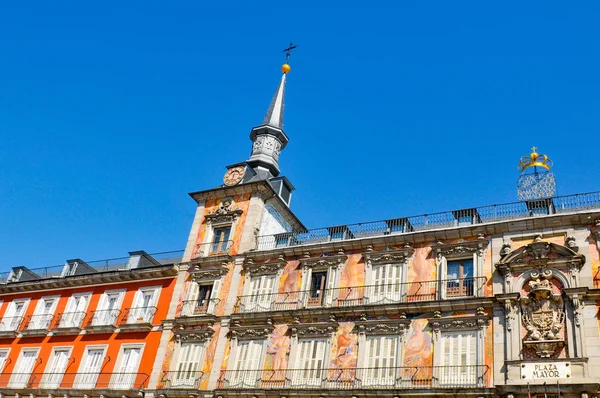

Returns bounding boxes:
[521,362,571,380]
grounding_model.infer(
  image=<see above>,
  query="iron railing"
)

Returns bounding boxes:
[217,365,489,389]
[23,314,54,331]
[234,277,487,313]
[53,311,87,329]
[157,371,206,389]
[86,309,121,327]
[0,372,149,390]
[256,191,600,250]
[179,299,220,317]
[0,249,184,284]
[120,306,158,325]
[193,241,234,258]
[0,316,24,332]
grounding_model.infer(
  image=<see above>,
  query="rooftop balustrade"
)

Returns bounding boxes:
[234,277,487,313]
[257,191,600,251]
[217,365,489,390]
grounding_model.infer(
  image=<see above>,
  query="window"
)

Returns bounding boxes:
[0,349,10,372]
[363,336,398,386]
[184,280,221,315]
[230,340,263,387]
[210,226,231,254]
[9,348,39,388]
[40,348,71,388]
[370,264,402,304]
[1,299,29,331]
[93,290,124,325]
[247,275,275,311]
[441,331,477,385]
[111,345,142,389]
[446,259,474,297]
[60,293,90,328]
[128,287,160,323]
[61,261,78,277]
[292,339,327,386]
[171,343,205,388]
[308,272,327,306]
[74,347,106,388]
[29,296,59,330]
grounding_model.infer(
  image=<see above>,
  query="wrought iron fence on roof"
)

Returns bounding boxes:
[256,191,600,251]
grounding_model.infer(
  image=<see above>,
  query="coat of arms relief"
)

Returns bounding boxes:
[520,270,565,358]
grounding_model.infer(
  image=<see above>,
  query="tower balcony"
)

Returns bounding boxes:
[216,365,490,391]
[233,277,487,315]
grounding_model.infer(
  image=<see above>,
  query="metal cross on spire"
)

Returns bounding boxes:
[283,42,298,63]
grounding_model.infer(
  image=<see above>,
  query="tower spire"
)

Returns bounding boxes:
[247,44,297,178]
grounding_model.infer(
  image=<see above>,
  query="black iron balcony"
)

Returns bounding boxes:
[193,240,233,258]
[256,191,600,250]
[180,299,220,317]
[0,316,24,337]
[234,277,487,314]
[85,309,121,333]
[0,372,149,390]
[119,307,157,332]
[20,314,54,336]
[51,311,87,335]
[157,371,206,390]
[217,366,489,390]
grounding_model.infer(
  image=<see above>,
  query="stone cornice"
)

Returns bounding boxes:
[243,256,287,276]
[174,326,215,343]
[356,318,411,336]
[429,313,491,332]
[230,325,274,340]
[189,262,230,280]
[190,254,233,269]
[362,245,414,266]
[291,321,338,337]
[431,237,489,259]
[299,250,347,270]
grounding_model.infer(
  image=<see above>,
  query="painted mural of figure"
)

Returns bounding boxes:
[277,262,300,309]
[407,247,435,300]
[329,323,357,381]
[338,255,363,303]
[265,325,290,380]
[403,319,432,385]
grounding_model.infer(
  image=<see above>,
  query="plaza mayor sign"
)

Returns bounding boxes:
[521,362,571,380]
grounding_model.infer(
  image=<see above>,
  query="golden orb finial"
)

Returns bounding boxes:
[518,146,553,172]
[282,63,291,74]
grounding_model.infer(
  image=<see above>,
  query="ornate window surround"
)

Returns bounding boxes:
[199,197,243,256]
[355,318,411,369]
[225,324,273,375]
[240,256,287,298]
[362,245,414,286]
[298,250,348,307]
[288,320,338,372]
[431,236,489,299]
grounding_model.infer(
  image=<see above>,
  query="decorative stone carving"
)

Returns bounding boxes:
[430,315,490,332]
[431,239,489,259]
[565,236,579,252]
[520,273,565,358]
[362,247,414,266]
[300,251,347,270]
[500,242,512,257]
[291,322,338,337]
[204,198,243,224]
[231,326,274,340]
[190,265,228,280]
[357,319,410,336]
[496,240,585,271]
[174,327,215,343]
[243,256,286,276]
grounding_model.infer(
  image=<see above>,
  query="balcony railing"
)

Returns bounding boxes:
[234,277,487,313]
[157,371,206,389]
[22,314,54,333]
[256,191,600,251]
[120,306,157,325]
[193,240,233,258]
[180,299,220,317]
[0,316,24,332]
[53,311,87,330]
[217,366,489,390]
[0,372,149,390]
[86,309,121,328]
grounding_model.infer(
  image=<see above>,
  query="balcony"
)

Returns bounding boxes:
[118,307,157,332]
[84,309,121,334]
[20,314,54,336]
[180,299,220,317]
[234,277,487,314]
[216,366,489,390]
[0,372,149,391]
[51,311,87,335]
[0,316,24,337]
[157,371,206,390]
[193,240,233,258]
[256,191,600,251]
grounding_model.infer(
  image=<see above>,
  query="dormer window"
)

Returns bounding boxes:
[452,208,481,226]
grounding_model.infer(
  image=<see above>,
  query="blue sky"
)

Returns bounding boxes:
[0,2,599,269]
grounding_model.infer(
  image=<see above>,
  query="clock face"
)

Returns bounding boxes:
[223,166,245,186]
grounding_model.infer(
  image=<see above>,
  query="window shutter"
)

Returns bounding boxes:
[207,279,222,314]
[324,268,337,305]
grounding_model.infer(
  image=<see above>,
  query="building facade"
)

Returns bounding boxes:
[1,60,600,398]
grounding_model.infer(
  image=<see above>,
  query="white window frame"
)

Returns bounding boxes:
[93,290,125,325]
[300,266,340,308]
[30,295,60,330]
[128,286,161,323]
[362,335,400,386]
[244,274,277,312]
[110,343,145,389]
[184,279,222,316]
[60,292,91,328]
[74,345,107,388]
[170,341,207,388]
[1,298,30,331]
[0,348,11,373]
[40,346,72,388]
[368,263,403,304]
[9,347,40,388]
[439,330,479,386]
[227,339,265,388]
[291,338,328,387]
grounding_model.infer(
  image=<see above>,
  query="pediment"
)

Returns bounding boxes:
[497,241,585,269]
